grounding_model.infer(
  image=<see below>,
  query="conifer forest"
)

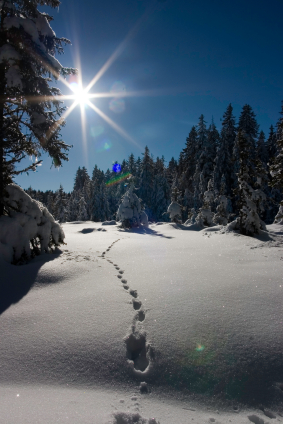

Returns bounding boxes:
[26,102,283,231]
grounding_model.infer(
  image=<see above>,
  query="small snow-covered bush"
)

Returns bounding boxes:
[213,195,229,226]
[116,182,148,228]
[274,203,283,225]
[167,201,182,223]
[0,184,65,263]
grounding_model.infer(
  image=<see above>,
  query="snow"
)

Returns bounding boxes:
[117,182,148,228]
[3,15,62,73]
[0,221,283,423]
[167,201,181,221]
[0,184,65,262]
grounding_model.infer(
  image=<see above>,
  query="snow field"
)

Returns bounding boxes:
[0,221,283,423]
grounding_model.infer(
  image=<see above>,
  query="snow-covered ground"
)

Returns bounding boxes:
[1,221,283,423]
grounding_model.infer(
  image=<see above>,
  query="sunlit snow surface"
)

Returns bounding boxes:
[0,222,283,423]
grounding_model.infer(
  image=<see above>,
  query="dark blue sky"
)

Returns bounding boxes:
[16,0,283,192]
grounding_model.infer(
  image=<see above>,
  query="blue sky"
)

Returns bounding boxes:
[15,0,283,192]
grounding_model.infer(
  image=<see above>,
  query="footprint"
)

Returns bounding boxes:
[124,330,149,372]
[117,275,122,279]
[248,415,265,424]
[119,270,124,274]
[133,299,142,310]
[129,289,138,298]
[137,310,145,322]
[114,264,118,266]
[123,285,129,290]
[122,279,127,284]
[115,267,120,270]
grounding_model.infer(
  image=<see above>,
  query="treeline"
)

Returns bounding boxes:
[26,102,283,225]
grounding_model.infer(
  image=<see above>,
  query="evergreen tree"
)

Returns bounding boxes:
[256,130,268,165]
[77,195,88,221]
[128,153,136,175]
[213,104,236,194]
[54,184,67,223]
[74,166,90,191]
[269,102,283,223]
[237,104,258,158]
[166,156,177,186]
[231,131,266,235]
[267,125,277,163]
[182,126,198,192]
[0,0,76,215]
[152,171,171,221]
[139,146,154,217]
[200,119,219,190]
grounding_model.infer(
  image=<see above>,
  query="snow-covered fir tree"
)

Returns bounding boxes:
[213,104,236,194]
[116,178,148,228]
[230,131,266,235]
[213,176,229,225]
[0,0,76,215]
[256,130,268,166]
[167,187,182,223]
[269,102,283,224]
[54,184,67,223]
[195,179,214,227]
[77,195,88,221]
[139,146,154,219]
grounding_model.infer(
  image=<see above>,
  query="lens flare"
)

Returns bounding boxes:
[109,97,125,114]
[90,125,104,138]
[110,81,126,93]
[106,172,131,187]
[196,344,205,352]
[95,138,112,153]
[112,163,121,173]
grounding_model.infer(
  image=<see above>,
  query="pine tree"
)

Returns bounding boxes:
[0,0,76,215]
[267,125,277,163]
[231,131,266,235]
[269,102,283,223]
[256,130,268,165]
[182,126,198,192]
[152,171,171,221]
[128,153,136,175]
[213,104,236,194]
[54,184,67,223]
[74,166,90,191]
[200,119,219,190]
[117,178,147,228]
[77,195,88,221]
[139,146,154,218]
[195,179,214,227]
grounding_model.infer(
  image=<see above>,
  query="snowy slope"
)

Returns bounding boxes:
[0,221,283,423]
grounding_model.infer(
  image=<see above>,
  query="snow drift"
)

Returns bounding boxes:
[0,184,65,263]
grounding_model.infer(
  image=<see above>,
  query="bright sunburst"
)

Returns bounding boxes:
[43,3,175,161]
[70,83,90,107]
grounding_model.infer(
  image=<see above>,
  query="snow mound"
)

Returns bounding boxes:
[102,220,117,225]
[167,201,181,222]
[183,221,203,231]
[110,412,160,424]
[0,184,65,263]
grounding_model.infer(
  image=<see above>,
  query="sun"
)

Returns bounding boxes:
[70,82,89,106]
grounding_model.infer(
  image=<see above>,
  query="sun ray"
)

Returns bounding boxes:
[45,100,79,143]
[85,4,155,93]
[87,100,141,148]
[80,102,88,164]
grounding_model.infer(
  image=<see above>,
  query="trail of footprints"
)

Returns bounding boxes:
[102,240,152,374]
